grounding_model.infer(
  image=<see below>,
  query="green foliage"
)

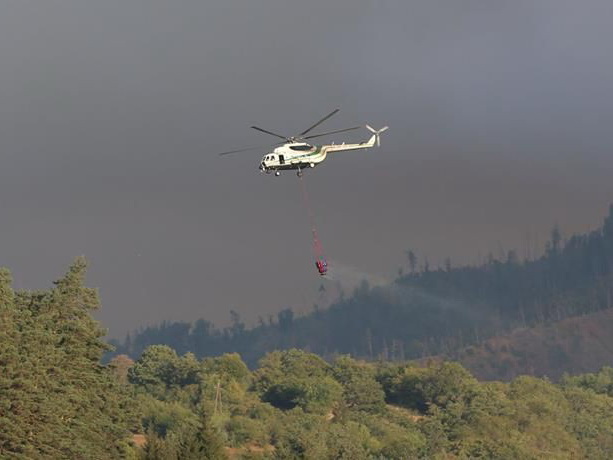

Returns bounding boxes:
[224,415,268,447]
[324,421,373,459]
[127,344,613,459]
[562,366,613,396]
[270,412,377,459]
[379,361,481,420]
[262,375,343,414]
[140,410,227,460]
[202,353,251,387]
[352,412,426,458]
[269,410,328,459]
[129,345,200,393]
[110,354,135,384]
[10,256,613,458]
[332,355,386,413]
[140,396,199,437]
[420,362,481,410]
[140,428,177,460]
[254,349,331,390]
[0,259,137,458]
[563,386,613,458]
[253,350,342,413]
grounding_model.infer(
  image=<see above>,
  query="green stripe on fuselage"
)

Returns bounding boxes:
[291,146,322,161]
[274,147,323,171]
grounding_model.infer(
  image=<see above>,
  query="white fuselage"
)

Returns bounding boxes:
[259,134,377,173]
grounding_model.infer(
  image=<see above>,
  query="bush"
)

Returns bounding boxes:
[224,416,268,447]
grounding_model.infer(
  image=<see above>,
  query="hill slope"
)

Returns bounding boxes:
[448,307,613,381]
[111,205,613,380]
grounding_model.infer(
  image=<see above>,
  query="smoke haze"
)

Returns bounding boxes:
[1,1,612,337]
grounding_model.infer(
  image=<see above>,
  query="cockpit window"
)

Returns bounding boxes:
[290,145,313,151]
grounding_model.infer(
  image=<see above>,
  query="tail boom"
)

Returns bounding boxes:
[323,125,389,153]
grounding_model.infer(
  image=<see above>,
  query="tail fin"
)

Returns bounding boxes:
[366,125,389,147]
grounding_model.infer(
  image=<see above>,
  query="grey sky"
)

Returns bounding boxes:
[1,1,612,338]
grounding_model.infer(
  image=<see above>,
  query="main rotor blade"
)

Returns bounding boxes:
[302,126,362,140]
[299,108,340,136]
[251,126,289,141]
[218,142,283,156]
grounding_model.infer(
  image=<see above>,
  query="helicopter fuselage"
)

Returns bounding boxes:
[259,136,377,174]
[259,143,325,172]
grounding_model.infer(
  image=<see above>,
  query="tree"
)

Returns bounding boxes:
[253,349,332,394]
[562,366,613,396]
[406,250,417,274]
[110,354,135,385]
[277,308,294,331]
[445,257,452,272]
[129,345,200,391]
[332,356,385,413]
[254,350,341,413]
[0,259,137,458]
[129,345,181,389]
[140,409,226,460]
[202,353,250,387]
[262,376,343,413]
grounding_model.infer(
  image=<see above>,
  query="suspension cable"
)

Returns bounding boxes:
[299,175,325,261]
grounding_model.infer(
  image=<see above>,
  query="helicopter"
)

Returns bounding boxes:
[219,108,388,176]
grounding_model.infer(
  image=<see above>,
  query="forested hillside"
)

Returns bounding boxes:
[126,346,613,459]
[4,258,613,457]
[442,308,613,381]
[112,206,613,376]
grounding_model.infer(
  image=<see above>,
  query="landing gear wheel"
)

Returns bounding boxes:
[275,171,281,177]
[310,163,315,168]
[297,169,303,177]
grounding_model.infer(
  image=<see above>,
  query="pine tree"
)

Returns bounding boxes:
[0,259,138,458]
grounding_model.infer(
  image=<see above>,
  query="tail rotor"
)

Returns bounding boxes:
[366,124,389,147]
